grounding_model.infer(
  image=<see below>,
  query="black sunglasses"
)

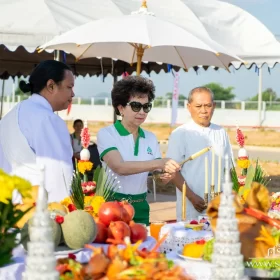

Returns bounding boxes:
[127,101,152,113]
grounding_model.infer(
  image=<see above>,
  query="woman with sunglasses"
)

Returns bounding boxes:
[97,76,180,225]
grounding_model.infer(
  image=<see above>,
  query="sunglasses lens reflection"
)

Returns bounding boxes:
[130,102,152,113]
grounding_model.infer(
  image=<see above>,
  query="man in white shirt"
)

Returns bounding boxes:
[166,87,233,221]
[0,60,74,202]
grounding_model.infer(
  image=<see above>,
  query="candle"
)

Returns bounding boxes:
[179,146,211,166]
[189,146,211,160]
[218,154,222,192]
[205,157,208,193]
[182,182,187,221]
[211,148,215,186]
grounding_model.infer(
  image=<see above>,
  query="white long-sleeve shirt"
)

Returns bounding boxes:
[0,94,73,202]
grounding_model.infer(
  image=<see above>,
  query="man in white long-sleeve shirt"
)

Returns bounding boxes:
[0,60,74,202]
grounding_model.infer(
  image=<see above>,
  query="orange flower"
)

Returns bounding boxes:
[77,160,93,174]
[237,158,250,169]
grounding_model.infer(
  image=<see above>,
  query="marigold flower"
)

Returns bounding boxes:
[60,196,72,207]
[84,195,105,217]
[0,169,32,204]
[237,158,250,169]
[77,160,93,174]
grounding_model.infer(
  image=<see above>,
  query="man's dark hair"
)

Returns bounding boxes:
[19,60,72,94]
[111,76,155,115]
[73,119,83,127]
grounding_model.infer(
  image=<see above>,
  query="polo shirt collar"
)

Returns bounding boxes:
[114,120,145,138]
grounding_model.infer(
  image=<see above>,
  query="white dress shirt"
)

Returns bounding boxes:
[0,94,73,202]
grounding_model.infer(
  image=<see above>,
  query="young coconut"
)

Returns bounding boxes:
[61,210,97,249]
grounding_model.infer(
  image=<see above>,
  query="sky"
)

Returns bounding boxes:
[2,0,280,101]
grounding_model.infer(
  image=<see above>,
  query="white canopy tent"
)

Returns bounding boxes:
[1,0,280,70]
[44,0,280,69]
[43,0,280,126]
[1,0,280,125]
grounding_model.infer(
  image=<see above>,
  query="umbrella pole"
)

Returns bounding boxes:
[136,45,144,76]
[0,80,5,120]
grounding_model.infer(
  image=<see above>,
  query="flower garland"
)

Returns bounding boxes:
[232,127,270,204]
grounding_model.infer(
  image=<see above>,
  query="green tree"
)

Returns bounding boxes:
[203,83,235,100]
[249,88,277,102]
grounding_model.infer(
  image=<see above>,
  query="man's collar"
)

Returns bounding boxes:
[30,94,53,111]
[190,119,213,131]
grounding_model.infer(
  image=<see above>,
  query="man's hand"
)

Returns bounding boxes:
[73,152,80,160]
[158,172,175,185]
[189,193,207,213]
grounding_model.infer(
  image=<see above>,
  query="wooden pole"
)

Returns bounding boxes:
[113,73,118,123]
[136,45,144,76]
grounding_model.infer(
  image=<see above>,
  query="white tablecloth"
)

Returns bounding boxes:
[167,251,213,280]
[0,237,157,280]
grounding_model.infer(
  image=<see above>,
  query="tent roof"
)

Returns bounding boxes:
[1,0,280,77]
[0,45,182,79]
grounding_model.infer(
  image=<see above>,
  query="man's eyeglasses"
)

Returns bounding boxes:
[127,101,152,113]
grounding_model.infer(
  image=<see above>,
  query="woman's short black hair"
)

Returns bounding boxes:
[73,119,83,127]
[19,60,72,94]
[111,76,155,115]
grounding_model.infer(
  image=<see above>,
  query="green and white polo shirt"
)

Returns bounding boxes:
[97,121,161,195]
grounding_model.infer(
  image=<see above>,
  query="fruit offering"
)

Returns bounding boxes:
[57,240,192,280]
[271,192,280,211]
[182,239,206,258]
[185,220,204,231]
[95,201,147,245]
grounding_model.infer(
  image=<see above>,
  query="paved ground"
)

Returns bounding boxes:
[147,193,177,222]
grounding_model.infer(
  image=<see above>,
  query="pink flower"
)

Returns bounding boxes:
[81,127,91,148]
[236,128,245,148]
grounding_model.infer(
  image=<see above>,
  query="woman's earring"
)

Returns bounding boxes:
[121,113,124,117]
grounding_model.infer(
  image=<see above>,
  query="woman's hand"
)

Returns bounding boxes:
[159,158,181,174]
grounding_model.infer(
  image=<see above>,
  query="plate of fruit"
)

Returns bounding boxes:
[177,239,206,261]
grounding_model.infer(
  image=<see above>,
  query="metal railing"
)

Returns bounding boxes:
[2,95,280,111]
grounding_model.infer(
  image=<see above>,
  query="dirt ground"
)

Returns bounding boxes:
[66,121,280,194]
[67,121,280,147]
